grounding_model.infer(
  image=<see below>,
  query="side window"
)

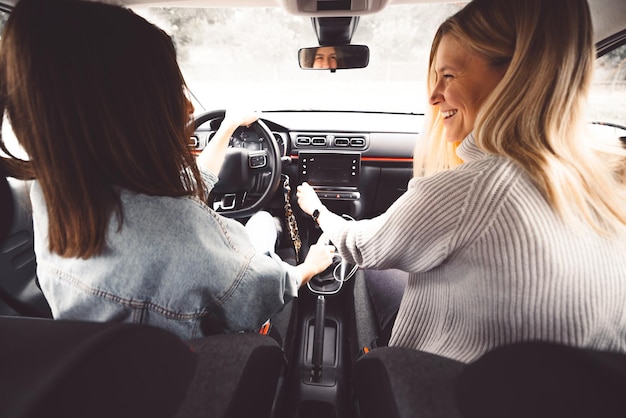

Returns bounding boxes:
[0,7,27,160]
[0,9,7,31]
[589,43,626,139]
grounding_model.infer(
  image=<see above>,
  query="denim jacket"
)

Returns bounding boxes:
[33,170,300,339]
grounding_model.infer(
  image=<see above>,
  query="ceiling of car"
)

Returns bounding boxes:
[126,0,626,44]
[1,0,624,44]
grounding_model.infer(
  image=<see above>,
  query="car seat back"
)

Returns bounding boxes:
[0,174,13,242]
[0,317,196,418]
[0,176,51,317]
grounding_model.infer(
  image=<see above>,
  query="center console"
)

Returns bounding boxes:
[280,151,363,417]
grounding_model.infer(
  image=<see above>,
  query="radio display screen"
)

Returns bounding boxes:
[298,152,360,189]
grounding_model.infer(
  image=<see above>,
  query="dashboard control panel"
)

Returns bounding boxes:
[298,152,361,200]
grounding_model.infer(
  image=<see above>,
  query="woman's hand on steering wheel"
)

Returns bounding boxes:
[192,109,283,218]
[196,109,260,176]
[221,109,262,131]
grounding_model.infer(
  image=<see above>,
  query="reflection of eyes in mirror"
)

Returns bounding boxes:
[313,46,338,69]
[299,45,369,71]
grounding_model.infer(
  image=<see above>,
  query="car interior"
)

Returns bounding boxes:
[1,0,626,417]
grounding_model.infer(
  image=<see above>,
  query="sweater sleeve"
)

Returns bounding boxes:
[319,162,502,272]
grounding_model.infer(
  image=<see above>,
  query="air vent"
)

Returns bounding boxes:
[189,135,199,148]
[350,137,365,147]
[297,136,311,145]
[334,138,349,146]
[311,136,327,146]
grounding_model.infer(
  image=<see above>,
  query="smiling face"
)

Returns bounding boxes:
[429,34,506,143]
[313,46,338,69]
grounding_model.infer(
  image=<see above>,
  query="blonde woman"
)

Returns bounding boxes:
[298,0,626,363]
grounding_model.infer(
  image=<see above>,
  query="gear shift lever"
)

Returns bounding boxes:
[311,295,325,382]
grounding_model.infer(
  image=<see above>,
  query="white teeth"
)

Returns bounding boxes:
[442,110,457,119]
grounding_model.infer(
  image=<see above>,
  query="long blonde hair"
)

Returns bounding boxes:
[415,0,626,235]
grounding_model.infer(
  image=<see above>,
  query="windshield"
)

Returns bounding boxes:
[135,4,626,129]
[0,3,624,158]
[134,4,465,114]
[590,44,626,129]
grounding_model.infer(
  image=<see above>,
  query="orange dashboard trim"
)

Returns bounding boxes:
[192,150,413,163]
[361,156,413,163]
[289,155,413,163]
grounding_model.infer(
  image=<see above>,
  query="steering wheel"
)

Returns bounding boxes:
[193,110,282,218]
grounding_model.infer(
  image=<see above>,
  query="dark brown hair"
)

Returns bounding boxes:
[0,0,206,258]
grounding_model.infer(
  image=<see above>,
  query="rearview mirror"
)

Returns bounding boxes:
[298,45,369,71]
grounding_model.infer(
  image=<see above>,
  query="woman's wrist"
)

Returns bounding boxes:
[311,206,327,226]
[294,262,315,287]
[215,123,237,140]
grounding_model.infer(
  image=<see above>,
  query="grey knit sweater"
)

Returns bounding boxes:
[321,134,626,363]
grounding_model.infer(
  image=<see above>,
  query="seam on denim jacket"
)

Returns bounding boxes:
[42,263,207,321]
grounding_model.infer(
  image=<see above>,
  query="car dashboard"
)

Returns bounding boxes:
[192,110,422,221]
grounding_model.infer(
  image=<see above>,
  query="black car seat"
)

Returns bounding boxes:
[0,173,13,243]
[0,175,287,417]
[456,341,626,418]
[354,341,626,418]
[179,332,286,418]
[0,177,51,317]
[0,317,197,418]
[354,346,465,418]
